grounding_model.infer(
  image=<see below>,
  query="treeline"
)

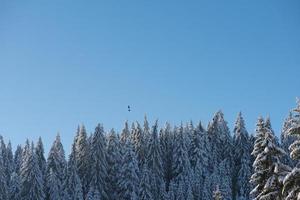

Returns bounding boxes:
[0,100,299,200]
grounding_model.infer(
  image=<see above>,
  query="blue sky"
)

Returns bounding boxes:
[1,1,300,153]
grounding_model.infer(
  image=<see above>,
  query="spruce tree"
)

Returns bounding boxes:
[89,124,108,200]
[118,139,139,200]
[172,125,193,199]
[0,141,8,200]
[46,134,66,200]
[14,145,22,175]
[250,117,288,200]
[281,112,296,166]
[160,122,174,191]
[63,148,83,200]
[146,120,166,200]
[35,137,46,194]
[106,129,121,200]
[282,100,300,200]
[207,111,233,171]
[233,112,251,200]
[132,122,146,168]
[190,122,209,200]
[72,125,90,197]
[20,142,45,200]
[6,141,14,183]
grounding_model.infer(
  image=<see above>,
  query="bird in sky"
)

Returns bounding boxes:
[128,105,131,112]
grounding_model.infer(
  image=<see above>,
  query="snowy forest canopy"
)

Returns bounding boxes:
[0,100,300,200]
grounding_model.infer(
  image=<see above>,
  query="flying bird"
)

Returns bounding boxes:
[128,105,131,112]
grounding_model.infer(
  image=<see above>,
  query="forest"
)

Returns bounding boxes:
[0,100,299,200]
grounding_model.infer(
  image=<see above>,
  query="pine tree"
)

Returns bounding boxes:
[0,140,8,200]
[233,112,251,200]
[106,129,121,200]
[14,145,22,175]
[189,122,209,200]
[20,142,45,200]
[160,122,174,191]
[207,111,233,172]
[143,115,151,143]
[0,136,10,187]
[281,112,296,166]
[72,125,90,197]
[120,121,130,145]
[6,141,14,182]
[250,117,288,200]
[132,122,146,168]
[46,134,66,200]
[146,120,166,200]
[89,124,108,200]
[118,140,139,200]
[8,172,21,200]
[63,148,83,200]
[172,125,193,199]
[35,137,46,194]
[282,99,300,200]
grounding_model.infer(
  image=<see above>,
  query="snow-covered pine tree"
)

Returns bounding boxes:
[250,117,289,200]
[63,146,83,200]
[120,121,130,146]
[138,165,154,200]
[160,122,174,191]
[233,112,251,200]
[118,139,139,200]
[46,134,66,200]
[119,121,130,162]
[72,125,90,197]
[250,117,265,198]
[189,121,207,169]
[207,111,233,172]
[184,121,193,155]
[281,112,297,167]
[132,122,146,168]
[20,142,45,200]
[106,129,121,200]
[282,99,300,200]
[89,124,108,200]
[171,124,193,199]
[0,136,10,187]
[6,141,14,182]
[14,145,22,175]
[35,137,46,194]
[0,139,8,200]
[8,172,21,200]
[146,120,166,200]
[189,121,209,200]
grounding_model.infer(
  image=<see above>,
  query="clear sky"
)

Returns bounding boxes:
[1,0,300,153]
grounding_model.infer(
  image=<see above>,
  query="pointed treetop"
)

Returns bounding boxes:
[233,112,248,140]
[256,116,265,131]
[196,121,205,132]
